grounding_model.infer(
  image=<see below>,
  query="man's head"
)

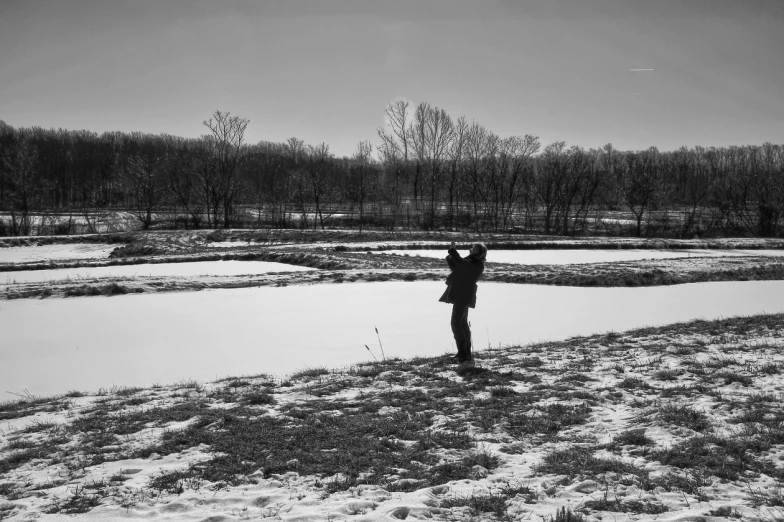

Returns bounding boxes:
[470,242,487,260]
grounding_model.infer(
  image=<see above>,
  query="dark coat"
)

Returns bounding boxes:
[439,248,485,308]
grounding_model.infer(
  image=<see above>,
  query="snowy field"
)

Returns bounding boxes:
[2,280,784,396]
[0,243,117,264]
[375,248,784,265]
[0,260,316,285]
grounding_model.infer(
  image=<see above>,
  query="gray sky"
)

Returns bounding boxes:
[1,0,782,157]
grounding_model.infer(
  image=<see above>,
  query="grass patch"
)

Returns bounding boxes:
[516,356,544,368]
[582,491,668,514]
[652,403,712,432]
[535,446,646,482]
[441,482,537,517]
[290,367,331,380]
[241,391,275,406]
[507,403,592,439]
[42,485,102,514]
[651,433,777,481]
[714,370,754,386]
[653,369,679,381]
[141,409,483,491]
[618,376,652,390]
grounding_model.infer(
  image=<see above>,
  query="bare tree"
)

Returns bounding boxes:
[496,135,540,231]
[0,133,40,235]
[201,111,249,228]
[352,140,373,233]
[555,146,601,235]
[166,139,204,228]
[621,147,663,237]
[446,116,468,227]
[463,121,492,230]
[304,142,338,229]
[534,141,568,235]
[409,103,454,228]
[378,100,413,228]
[124,152,165,230]
[751,143,784,237]
[377,133,405,229]
[671,146,713,237]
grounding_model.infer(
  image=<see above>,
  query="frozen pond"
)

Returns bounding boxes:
[375,249,784,265]
[2,280,784,396]
[0,243,117,264]
[0,260,316,285]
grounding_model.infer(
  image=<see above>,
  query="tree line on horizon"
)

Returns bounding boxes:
[0,102,782,238]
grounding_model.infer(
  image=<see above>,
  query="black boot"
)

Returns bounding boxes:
[457,339,473,364]
[463,337,473,362]
[449,340,461,361]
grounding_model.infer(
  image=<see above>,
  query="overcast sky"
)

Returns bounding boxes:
[1,0,782,157]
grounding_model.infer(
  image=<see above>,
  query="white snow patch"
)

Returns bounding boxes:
[0,243,117,264]
[0,260,316,285]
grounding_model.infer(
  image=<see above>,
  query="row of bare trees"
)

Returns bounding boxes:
[1,104,783,237]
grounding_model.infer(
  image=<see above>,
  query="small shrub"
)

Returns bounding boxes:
[550,507,586,522]
[114,386,144,397]
[109,243,163,258]
[440,491,509,517]
[490,386,517,397]
[517,357,544,368]
[102,282,129,295]
[242,391,275,406]
[290,367,330,380]
[656,403,711,432]
[653,369,679,381]
[64,285,101,297]
[619,376,652,390]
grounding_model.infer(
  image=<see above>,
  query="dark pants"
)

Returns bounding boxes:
[451,304,471,346]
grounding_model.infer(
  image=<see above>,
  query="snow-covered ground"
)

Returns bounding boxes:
[206,240,257,248]
[375,248,784,265]
[0,243,117,264]
[0,312,783,522]
[0,260,316,285]
[3,280,784,396]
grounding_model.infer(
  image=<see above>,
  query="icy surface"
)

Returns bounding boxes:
[0,243,116,263]
[0,260,316,285]
[375,248,784,264]
[2,280,784,395]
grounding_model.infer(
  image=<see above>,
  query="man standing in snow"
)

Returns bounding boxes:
[439,241,487,364]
